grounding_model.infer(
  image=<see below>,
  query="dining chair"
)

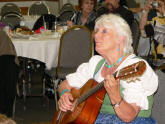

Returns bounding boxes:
[0,3,21,17]
[28,1,49,16]
[1,12,22,30]
[17,57,49,109]
[56,25,93,80]
[59,3,75,15]
[46,26,93,110]
[58,11,75,23]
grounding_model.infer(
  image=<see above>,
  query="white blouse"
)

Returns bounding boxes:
[66,54,158,110]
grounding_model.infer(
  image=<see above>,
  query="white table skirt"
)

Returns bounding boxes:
[12,37,60,70]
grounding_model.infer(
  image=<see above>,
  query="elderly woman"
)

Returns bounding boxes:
[66,0,97,30]
[58,14,158,123]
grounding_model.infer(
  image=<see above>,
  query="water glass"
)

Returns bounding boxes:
[44,22,49,30]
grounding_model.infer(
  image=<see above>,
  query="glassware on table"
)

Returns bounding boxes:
[51,21,57,32]
[63,26,68,32]
[43,22,49,30]
[57,26,64,35]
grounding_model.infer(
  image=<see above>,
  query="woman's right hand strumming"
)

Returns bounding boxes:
[58,92,74,112]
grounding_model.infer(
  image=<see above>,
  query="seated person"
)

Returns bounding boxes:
[57,14,158,123]
[138,0,165,59]
[97,0,134,27]
[0,29,19,117]
[66,0,97,30]
[32,14,57,32]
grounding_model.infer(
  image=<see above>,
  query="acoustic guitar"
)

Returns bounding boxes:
[52,61,146,124]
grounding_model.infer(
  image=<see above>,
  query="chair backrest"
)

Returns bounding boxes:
[56,25,93,79]
[28,2,49,16]
[32,14,57,31]
[131,18,140,54]
[58,11,75,23]
[59,3,75,15]
[1,12,22,30]
[0,3,21,17]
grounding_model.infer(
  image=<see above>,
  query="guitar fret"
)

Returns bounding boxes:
[78,81,104,104]
[77,71,117,104]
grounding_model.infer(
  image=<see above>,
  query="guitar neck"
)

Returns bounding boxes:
[77,71,117,105]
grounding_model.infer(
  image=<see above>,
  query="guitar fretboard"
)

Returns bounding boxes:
[77,81,104,105]
[77,71,117,105]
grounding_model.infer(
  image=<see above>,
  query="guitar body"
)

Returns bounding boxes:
[52,79,106,124]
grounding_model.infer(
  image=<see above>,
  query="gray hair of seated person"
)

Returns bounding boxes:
[94,14,134,54]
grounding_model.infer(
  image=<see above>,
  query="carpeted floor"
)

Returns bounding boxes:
[32,122,51,124]
[14,96,56,124]
[13,64,57,124]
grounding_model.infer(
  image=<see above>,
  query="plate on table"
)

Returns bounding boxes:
[11,33,31,39]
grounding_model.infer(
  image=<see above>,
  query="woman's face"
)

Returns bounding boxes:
[94,26,119,54]
[81,0,94,14]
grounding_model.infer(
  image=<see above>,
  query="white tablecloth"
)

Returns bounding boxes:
[12,35,60,70]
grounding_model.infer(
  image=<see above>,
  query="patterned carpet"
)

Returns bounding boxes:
[32,122,51,124]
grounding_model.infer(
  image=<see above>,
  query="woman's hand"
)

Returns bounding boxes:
[104,75,122,105]
[156,0,165,14]
[66,21,73,27]
[58,92,74,112]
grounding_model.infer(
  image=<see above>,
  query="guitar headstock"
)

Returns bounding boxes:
[116,61,146,82]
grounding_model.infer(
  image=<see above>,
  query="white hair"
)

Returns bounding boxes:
[95,14,134,54]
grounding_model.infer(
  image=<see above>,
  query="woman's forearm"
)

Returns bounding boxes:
[114,99,140,122]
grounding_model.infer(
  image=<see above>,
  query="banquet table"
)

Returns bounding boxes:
[11,33,60,70]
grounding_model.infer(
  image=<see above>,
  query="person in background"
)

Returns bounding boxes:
[97,0,134,27]
[66,0,97,30]
[0,29,19,117]
[57,14,158,123]
[0,114,16,124]
[138,1,165,124]
[138,0,165,59]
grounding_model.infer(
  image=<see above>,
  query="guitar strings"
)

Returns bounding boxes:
[77,71,118,105]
